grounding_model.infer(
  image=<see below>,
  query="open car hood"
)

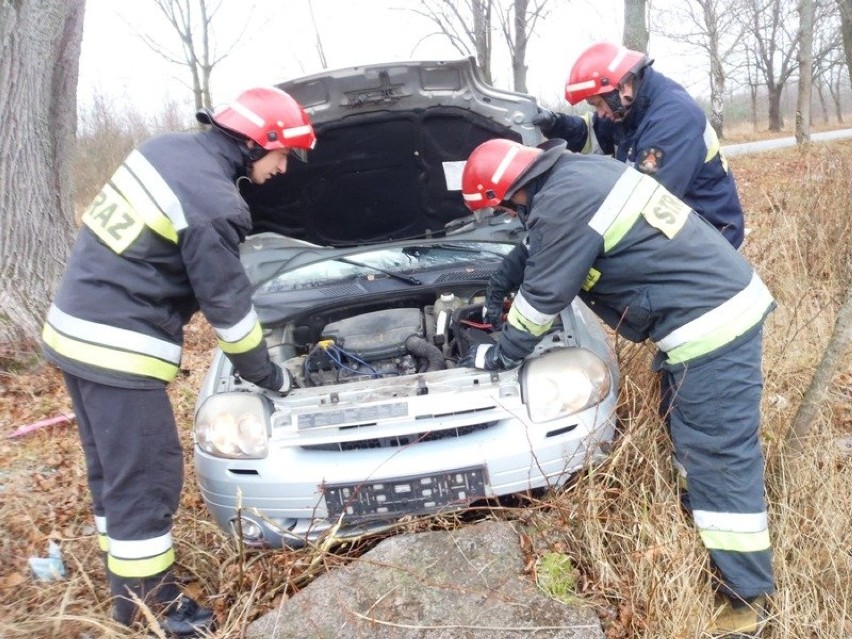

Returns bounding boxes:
[242,58,542,247]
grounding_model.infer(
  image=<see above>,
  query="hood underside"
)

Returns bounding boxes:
[241,59,541,247]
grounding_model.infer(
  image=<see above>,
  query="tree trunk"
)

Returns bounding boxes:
[308,0,328,70]
[0,0,84,347]
[750,82,759,130]
[709,53,726,138]
[838,0,852,87]
[786,284,852,454]
[768,84,784,130]
[511,0,529,92]
[473,0,492,84]
[795,0,814,144]
[830,75,844,122]
[623,0,649,51]
[815,82,828,123]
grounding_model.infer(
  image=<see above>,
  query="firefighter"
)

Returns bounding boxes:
[41,87,315,636]
[496,41,750,526]
[532,41,745,248]
[461,138,775,638]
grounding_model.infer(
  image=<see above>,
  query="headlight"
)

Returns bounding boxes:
[521,348,612,423]
[194,393,270,459]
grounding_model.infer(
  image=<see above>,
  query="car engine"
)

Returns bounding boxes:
[266,293,498,388]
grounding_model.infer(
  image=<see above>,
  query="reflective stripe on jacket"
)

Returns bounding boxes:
[499,151,774,366]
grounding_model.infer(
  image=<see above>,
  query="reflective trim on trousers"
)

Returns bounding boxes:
[108,548,175,579]
[95,515,109,552]
[108,532,175,578]
[695,509,771,552]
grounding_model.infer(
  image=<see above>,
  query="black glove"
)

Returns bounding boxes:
[532,108,557,135]
[276,364,294,396]
[459,343,519,371]
[483,298,506,331]
[256,361,295,394]
[485,243,528,329]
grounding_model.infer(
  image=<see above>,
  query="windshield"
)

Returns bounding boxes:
[256,242,514,293]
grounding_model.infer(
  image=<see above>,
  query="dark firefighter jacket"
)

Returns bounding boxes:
[546,66,745,248]
[42,129,282,390]
[496,145,774,368]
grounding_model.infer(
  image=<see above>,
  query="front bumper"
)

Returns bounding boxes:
[194,366,617,547]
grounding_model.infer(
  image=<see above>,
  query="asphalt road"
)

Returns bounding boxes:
[722,128,852,157]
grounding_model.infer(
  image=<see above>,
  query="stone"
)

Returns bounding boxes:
[247,520,604,639]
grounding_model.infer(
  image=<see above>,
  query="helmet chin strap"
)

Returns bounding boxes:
[603,90,625,120]
[238,143,269,183]
[499,199,529,224]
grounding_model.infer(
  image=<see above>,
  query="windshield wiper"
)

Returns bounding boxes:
[406,243,510,259]
[338,257,422,285]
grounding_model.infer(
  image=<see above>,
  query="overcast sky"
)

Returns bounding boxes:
[77,0,702,119]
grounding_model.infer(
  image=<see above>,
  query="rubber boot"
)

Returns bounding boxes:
[109,569,182,627]
[705,593,768,638]
[156,594,217,637]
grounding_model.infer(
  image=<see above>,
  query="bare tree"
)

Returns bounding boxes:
[0,0,84,347]
[496,0,549,92]
[410,0,551,92]
[410,0,494,84]
[826,57,847,121]
[839,0,852,85]
[624,0,649,51]
[653,0,746,138]
[811,8,845,123]
[741,0,801,131]
[796,0,815,143]
[741,44,762,129]
[139,0,252,111]
[307,0,328,70]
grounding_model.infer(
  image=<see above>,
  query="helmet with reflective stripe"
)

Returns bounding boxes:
[196,87,316,152]
[462,139,543,212]
[564,42,647,105]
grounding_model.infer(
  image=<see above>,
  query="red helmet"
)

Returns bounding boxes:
[197,87,316,152]
[564,42,647,105]
[462,139,542,212]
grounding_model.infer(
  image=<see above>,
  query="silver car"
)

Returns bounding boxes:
[193,59,619,548]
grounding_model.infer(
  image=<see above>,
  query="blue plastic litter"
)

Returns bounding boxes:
[28,540,66,582]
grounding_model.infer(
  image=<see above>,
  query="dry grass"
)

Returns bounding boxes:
[1,142,851,638]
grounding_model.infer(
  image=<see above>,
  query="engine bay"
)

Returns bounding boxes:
[264,290,505,389]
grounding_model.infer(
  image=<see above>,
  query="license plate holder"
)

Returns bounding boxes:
[323,467,488,520]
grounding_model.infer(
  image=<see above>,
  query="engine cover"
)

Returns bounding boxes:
[321,308,423,361]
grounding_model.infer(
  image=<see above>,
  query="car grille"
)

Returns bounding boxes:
[303,421,495,451]
[323,466,488,520]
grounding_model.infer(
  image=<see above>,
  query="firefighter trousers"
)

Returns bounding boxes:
[656,328,775,600]
[63,373,183,622]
